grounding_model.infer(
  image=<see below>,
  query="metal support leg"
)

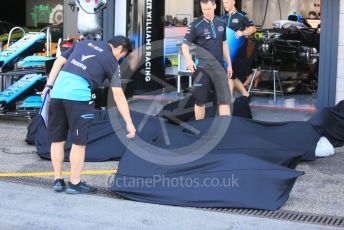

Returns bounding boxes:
[273,70,277,103]
[248,68,258,94]
[276,71,284,98]
[177,75,181,93]
[188,75,192,89]
[0,75,4,92]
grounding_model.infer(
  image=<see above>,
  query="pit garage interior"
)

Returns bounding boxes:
[0,0,339,118]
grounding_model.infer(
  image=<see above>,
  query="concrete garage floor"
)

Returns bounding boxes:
[0,99,343,228]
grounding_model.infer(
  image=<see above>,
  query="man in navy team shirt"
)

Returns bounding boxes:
[182,0,232,120]
[41,36,136,194]
[222,0,257,96]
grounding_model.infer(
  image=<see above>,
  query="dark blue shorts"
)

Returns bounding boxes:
[47,99,95,145]
[192,66,231,106]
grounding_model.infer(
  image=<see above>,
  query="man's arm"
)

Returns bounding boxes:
[46,56,67,85]
[46,45,74,85]
[182,22,196,72]
[223,41,233,78]
[182,43,196,73]
[235,25,256,38]
[41,56,67,99]
[243,25,257,36]
[112,87,136,139]
[236,12,257,39]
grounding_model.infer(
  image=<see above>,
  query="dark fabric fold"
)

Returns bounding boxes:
[111,150,303,211]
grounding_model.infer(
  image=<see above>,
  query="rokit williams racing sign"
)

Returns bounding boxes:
[145,0,153,82]
[143,0,164,85]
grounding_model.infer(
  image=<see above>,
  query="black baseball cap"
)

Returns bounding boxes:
[108,36,133,54]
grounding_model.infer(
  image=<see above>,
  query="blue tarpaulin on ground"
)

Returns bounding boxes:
[29,102,344,210]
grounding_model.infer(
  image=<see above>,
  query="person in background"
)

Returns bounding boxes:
[222,0,256,97]
[182,0,232,120]
[244,70,263,89]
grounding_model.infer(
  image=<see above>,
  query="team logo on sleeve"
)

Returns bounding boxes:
[186,24,193,34]
[245,14,253,22]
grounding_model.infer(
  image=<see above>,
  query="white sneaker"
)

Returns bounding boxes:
[315,136,335,157]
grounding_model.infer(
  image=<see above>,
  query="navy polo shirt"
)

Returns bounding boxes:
[51,40,121,101]
[223,10,254,32]
[61,40,121,89]
[183,16,227,67]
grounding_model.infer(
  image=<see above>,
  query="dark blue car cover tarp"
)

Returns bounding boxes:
[152,116,318,163]
[33,110,318,164]
[28,101,344,210]
[111,150,303,210]
[110,102,344,210]
[31,104,344,210]
[109,115,318,210]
